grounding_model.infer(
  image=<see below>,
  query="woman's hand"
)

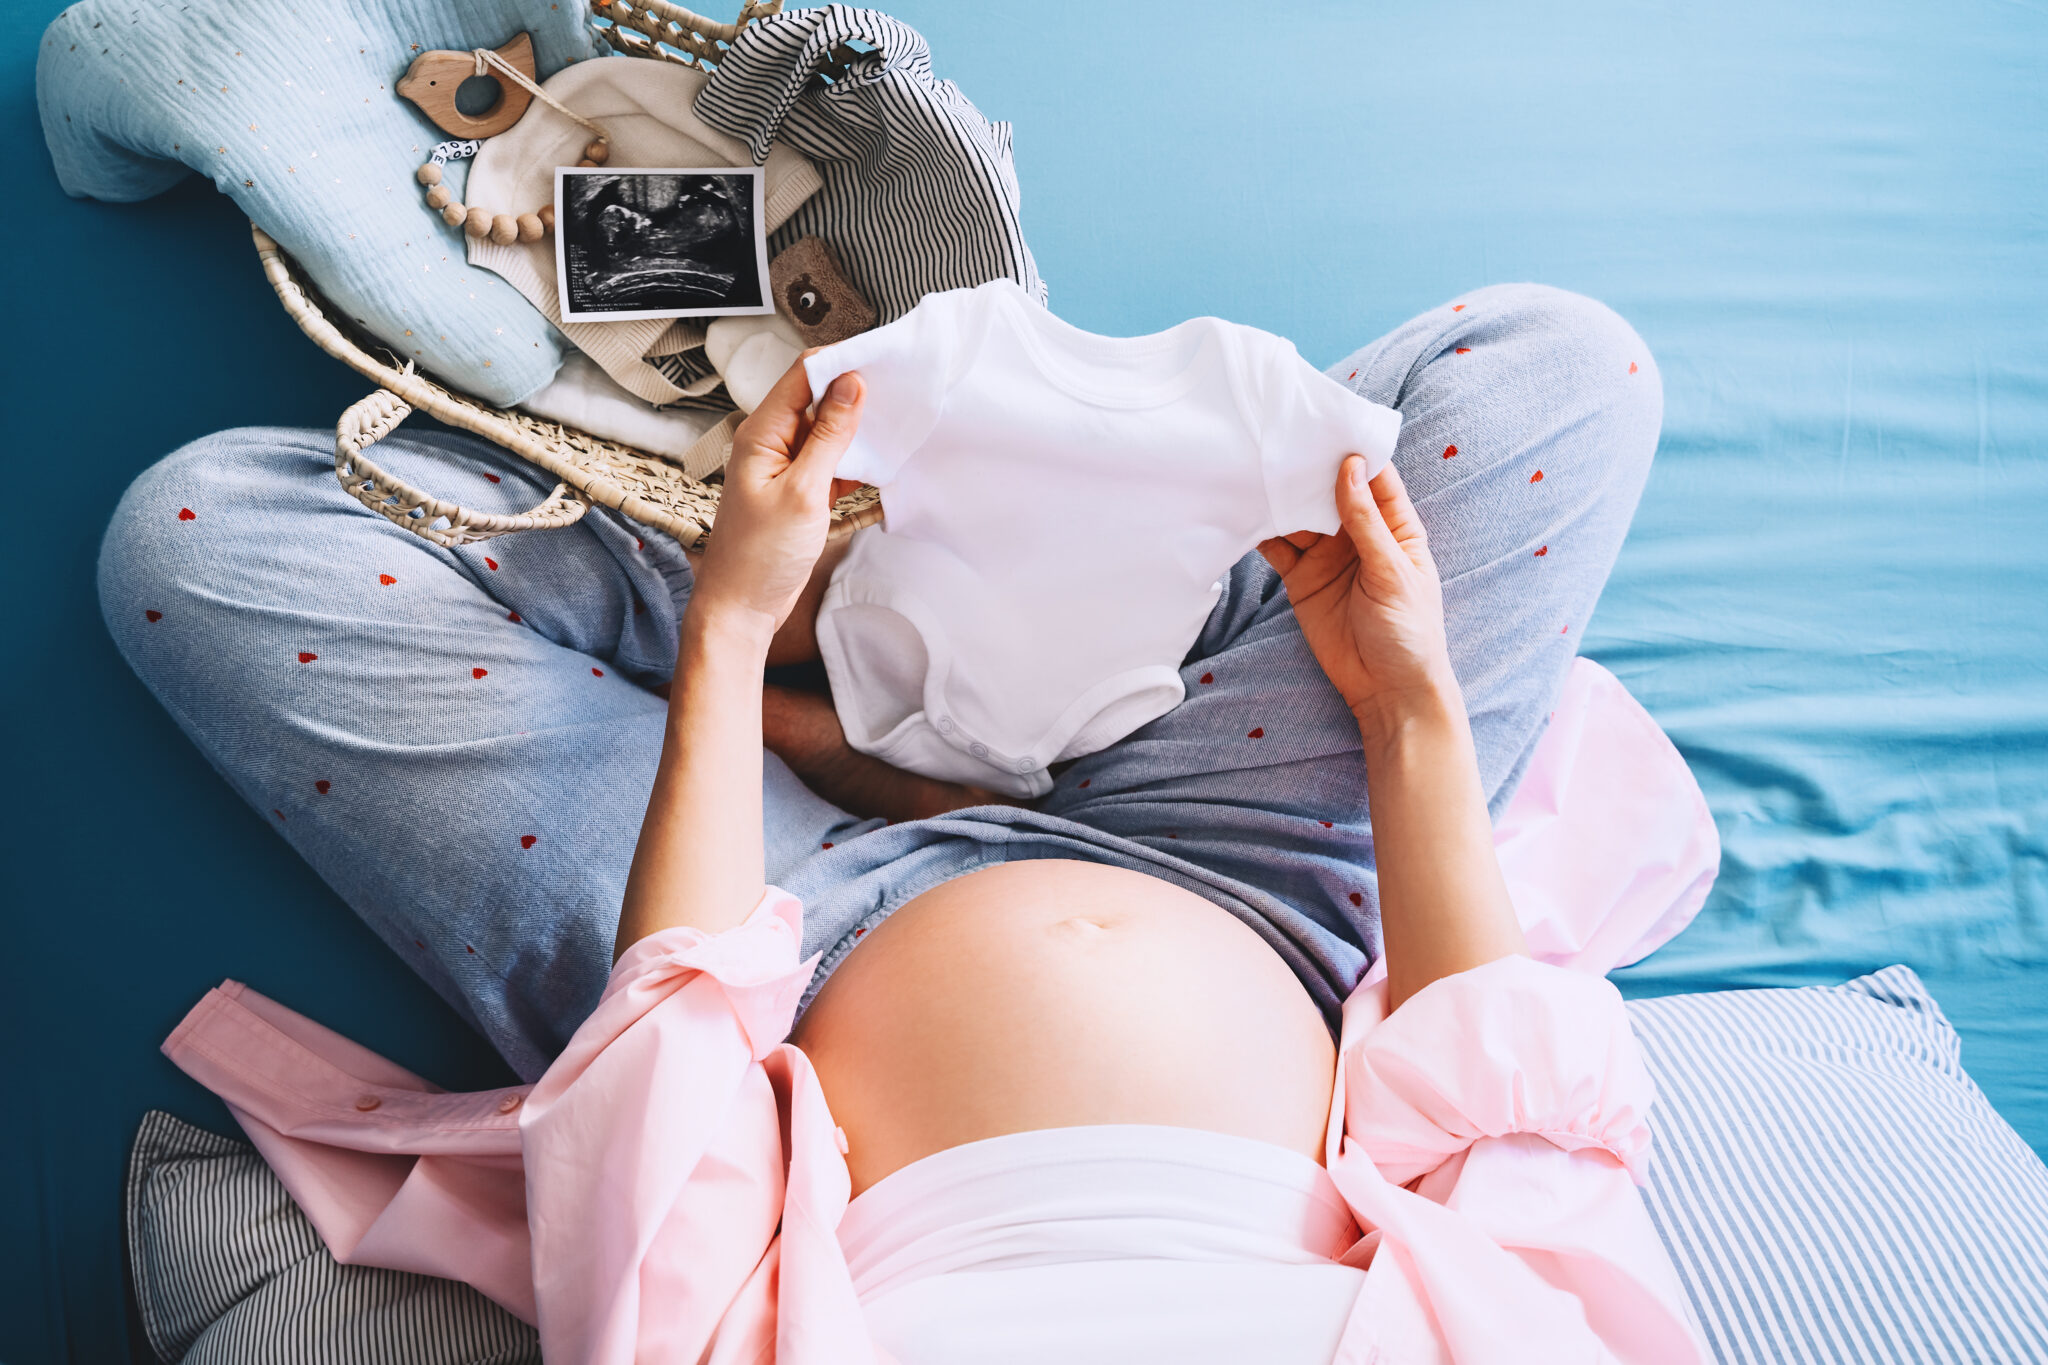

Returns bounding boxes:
[1258,457,1457,738]
[616,360,861,953]
[690,357,865,637]
[1265,456,1526,1007]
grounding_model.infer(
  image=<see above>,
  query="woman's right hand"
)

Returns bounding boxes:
[1258,457,1459,738]
[689,358,865,640]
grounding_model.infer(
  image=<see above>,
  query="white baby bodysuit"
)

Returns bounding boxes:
[802,279,1401,798]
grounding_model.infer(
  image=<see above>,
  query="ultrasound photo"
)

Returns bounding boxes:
[554,167,773,322]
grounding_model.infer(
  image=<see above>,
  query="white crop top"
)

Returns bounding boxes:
[803,279,1401,798]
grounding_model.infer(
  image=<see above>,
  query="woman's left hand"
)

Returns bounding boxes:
[1258,457,1456,742]
[690,357,865,637]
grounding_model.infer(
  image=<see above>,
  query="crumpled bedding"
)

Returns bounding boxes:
[35,0,596,405]
[1376,8,2048,1155]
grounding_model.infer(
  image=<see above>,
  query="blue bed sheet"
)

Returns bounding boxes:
[5,1,2043,1362]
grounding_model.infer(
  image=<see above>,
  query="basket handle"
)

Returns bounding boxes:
[335,389,591,546]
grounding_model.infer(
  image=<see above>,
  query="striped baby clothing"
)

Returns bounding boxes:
[694,4,1047,374]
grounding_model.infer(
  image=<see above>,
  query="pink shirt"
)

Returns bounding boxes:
[164,658,1717,1363]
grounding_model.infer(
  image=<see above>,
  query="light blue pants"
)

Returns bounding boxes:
[99,284,1661,1080]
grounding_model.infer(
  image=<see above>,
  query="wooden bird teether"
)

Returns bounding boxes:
[398,33,537,139]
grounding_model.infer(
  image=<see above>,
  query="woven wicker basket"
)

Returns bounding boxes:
[254,0,881,551]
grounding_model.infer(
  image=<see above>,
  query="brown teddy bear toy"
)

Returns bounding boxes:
[769,236,876,346]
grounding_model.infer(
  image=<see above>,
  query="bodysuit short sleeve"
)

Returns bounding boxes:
[804,287,980,488]
[1254,341,1403,537]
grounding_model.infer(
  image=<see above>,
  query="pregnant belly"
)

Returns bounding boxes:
[792,860,1338,1196]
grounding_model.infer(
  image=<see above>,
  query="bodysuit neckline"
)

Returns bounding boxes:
[990,280,1227,411]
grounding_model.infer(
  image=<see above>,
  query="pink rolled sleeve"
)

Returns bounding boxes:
[1325,955,1706,1364]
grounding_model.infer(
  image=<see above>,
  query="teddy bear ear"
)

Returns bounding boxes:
[769,236,876,346]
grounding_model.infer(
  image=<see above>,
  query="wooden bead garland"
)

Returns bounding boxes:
[415,138,608,245]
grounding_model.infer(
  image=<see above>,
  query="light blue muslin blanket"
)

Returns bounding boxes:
[36,0,600,404]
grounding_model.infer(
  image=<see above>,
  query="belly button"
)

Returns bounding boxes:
[1054,916,1111,935]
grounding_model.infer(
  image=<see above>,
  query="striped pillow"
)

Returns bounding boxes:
[1629,966,2048,1363]
[124,1110,538,1365]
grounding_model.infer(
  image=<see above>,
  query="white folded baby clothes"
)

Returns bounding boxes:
[804,279,1402,798]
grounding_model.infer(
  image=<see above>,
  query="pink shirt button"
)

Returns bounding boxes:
[354,1095,382,1112]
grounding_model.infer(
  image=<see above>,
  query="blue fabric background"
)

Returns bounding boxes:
[4,2,2043,1361]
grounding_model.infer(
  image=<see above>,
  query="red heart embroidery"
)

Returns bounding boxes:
[1442,445,1458,459]
[466,944,477,953]
[1321,821,1333,828]
[177,507,195,521]
[1079,779,1091,789]
[414,939,426,949]
[484,473,501,484]
[145,610,163,623]
[315,780,331,794]
[272,809,286,822]
[1349,892,1364,907]
[1199,672,1214,685]
[822,842,834,850]
[520,835,537,849]
[1455,347,1471,355]
[854,927,867,938]
[507,611,521,623]
[1166,832,1179,839]
[1530,470,1544,483]
[1534,545,1548,557]
[297,651,317,663]
[1562,624,1570,634]
[484,557,499,571]
[591,667,604,677]
[635,538,645,551]
[472,667,488,679]
[1629,361,1639,374]
[1452,304,1466,312]
[1247,727,1265,739]
[378,573,396,585]
[1348,370,1358,380]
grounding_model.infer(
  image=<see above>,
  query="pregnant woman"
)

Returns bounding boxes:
[110,284,1704,1360]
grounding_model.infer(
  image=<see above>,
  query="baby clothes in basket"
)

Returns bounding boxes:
[803,279,1401,798]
